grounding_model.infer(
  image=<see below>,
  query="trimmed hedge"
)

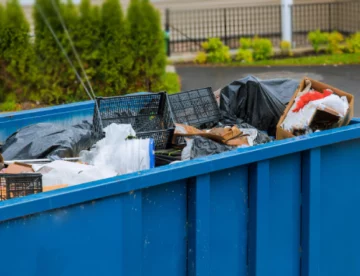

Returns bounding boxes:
[0,0,175,108]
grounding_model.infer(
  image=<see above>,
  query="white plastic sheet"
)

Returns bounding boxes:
[80,123,153,175]
[38,124,154,187]
[36,161,117,187]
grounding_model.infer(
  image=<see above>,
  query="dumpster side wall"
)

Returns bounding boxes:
[0,181,188,276]
[0,151,304,276]
[248,154,301,276]
[0,101,94,143]
[1,106,360,275]
[187,167,249,276]
[302,139,360,276]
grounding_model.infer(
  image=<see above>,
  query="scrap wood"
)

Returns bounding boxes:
[174,124,242,143]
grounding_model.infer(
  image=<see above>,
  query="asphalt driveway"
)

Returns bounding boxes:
[176,65,360,116]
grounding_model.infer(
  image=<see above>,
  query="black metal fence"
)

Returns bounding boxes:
[165,5,282,55]
[292,1,360,47]
[165,1,360,55]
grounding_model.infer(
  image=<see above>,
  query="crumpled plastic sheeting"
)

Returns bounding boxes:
[80,123,153,175]
[181,124,272,160]
[318,94,349,116]
[1,121,95,160]
[182,136,236,160]
[240,128,259,146]
[37,124,154,187]
[219,75,298,136]
[35,160,117,188]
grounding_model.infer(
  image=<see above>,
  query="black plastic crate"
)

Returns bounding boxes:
[93,92,174,150]
[0,173,43,201]
[168,87,221,128]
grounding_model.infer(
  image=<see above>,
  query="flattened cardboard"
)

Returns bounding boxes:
[43,184,68,192]
[6,162,34,174]
[0,186,6,201]
[276,77,354,140]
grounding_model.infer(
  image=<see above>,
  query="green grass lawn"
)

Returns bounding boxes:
[229,53,360,67]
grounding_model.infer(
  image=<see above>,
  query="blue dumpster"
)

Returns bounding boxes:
[0,101,360,276]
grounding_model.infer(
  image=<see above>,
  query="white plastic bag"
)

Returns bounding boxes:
[240,128,258,146]
[317,95,349,116]
[282,94,349,133]
[181,138,193,161]
[80,123,153,175]
[38,124,154,187]
[36,160,117,187]
[90,138,153,175]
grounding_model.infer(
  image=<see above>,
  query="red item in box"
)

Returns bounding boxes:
[292,89,333,113]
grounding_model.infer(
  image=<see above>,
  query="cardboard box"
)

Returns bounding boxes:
[276,77,354,140]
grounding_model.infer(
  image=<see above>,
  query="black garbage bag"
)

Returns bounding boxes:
[236,121,273,145]
[181,124,273,160]
[1,121,95,160]
[220,75,298,136]
[181,136,235,160]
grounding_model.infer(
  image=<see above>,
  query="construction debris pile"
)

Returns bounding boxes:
[0,76,354,201]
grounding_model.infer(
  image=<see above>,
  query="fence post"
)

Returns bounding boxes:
[165,8,171,57]
[224,8,228,46]
[328,3,332,32]
[281,0,293,44]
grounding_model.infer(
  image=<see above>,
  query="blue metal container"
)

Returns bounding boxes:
[0,101,360,276]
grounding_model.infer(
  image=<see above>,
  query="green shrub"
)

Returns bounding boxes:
[346,33,360,53]
[153,72,181,94]
[327,31,344,54]
[195,52,207,64]
[252,37,273,60]
[58,0,84,102]
[0,0,175,107]
[280,40,292,56]
[0,93,20,111]
[236,49,253,63]
[0,0,38,102]
[72,0,101,97]
[127,0,145,91]
[34,0,73,104]
[308,30,329,53]
[239,38,252,50]
[141,0,166,91]
[201,38,231,64]
[127,0,166,92]
[62,0,78,29]
[0,4,4,32]
[202,38,220,52]
[0,4,5,100]
[99,0,132,96]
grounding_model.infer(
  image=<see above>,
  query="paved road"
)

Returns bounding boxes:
[176,64,360,116]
